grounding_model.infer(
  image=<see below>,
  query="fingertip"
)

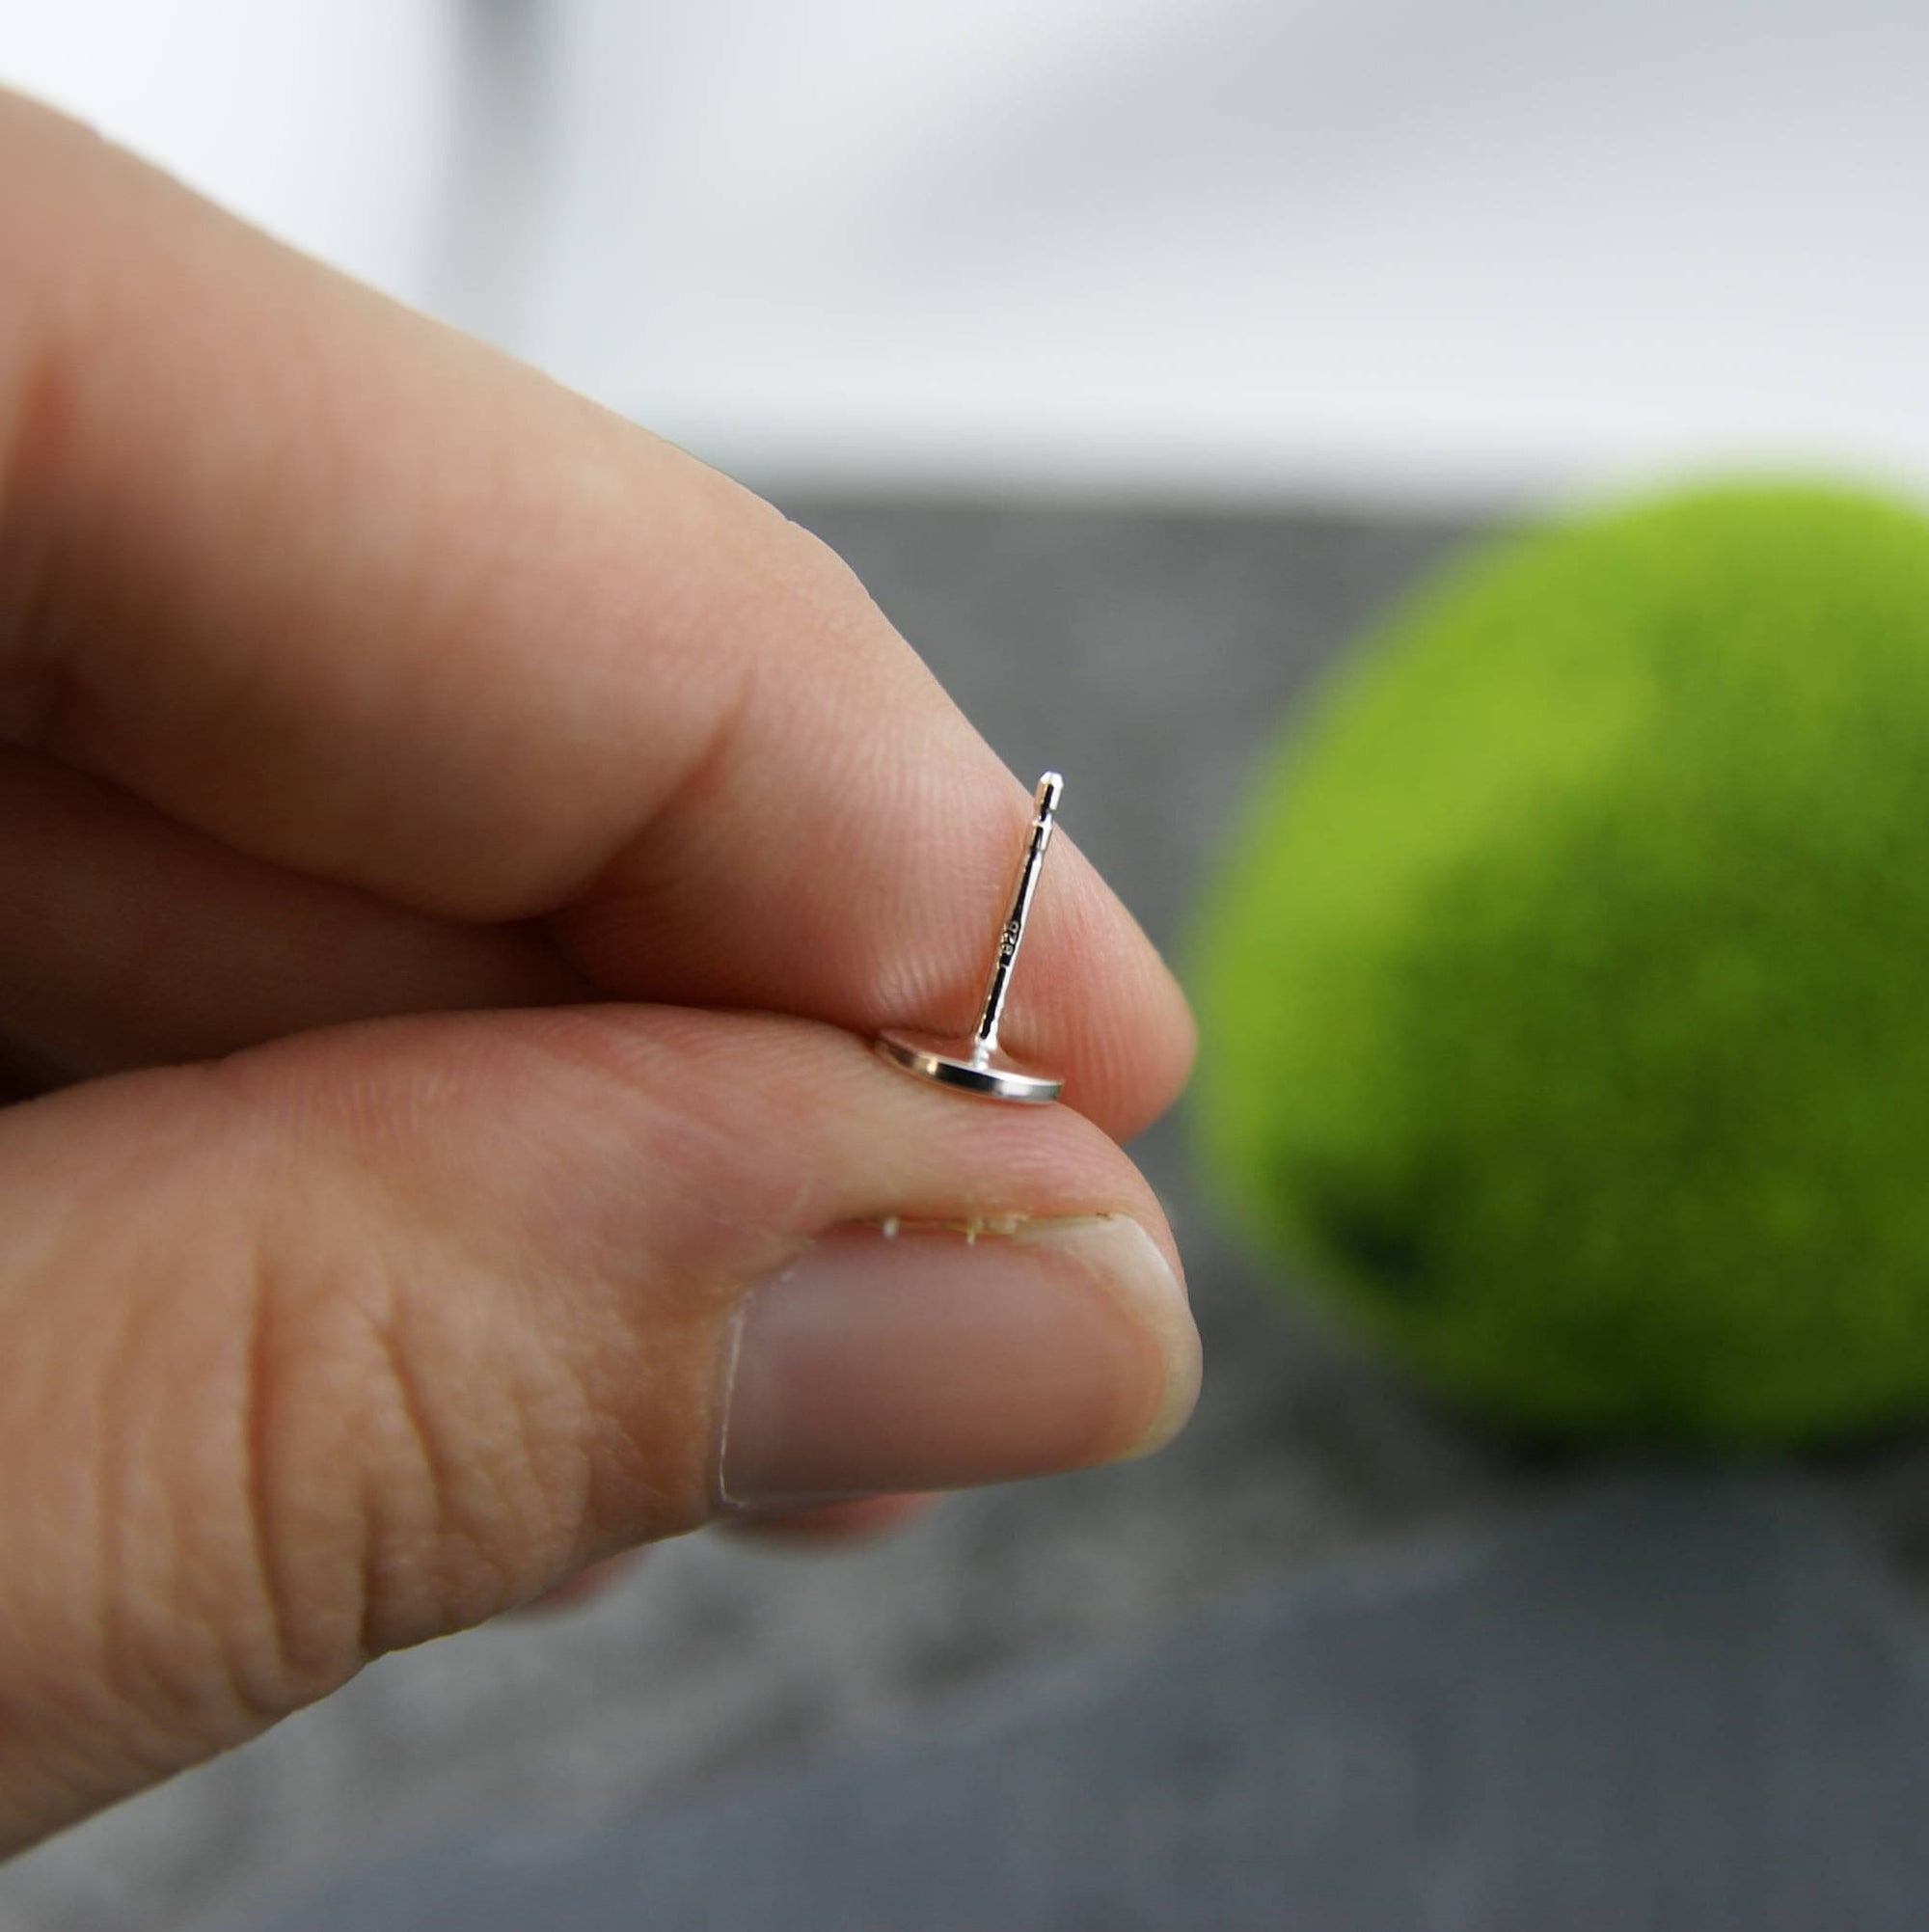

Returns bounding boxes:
[1038,845,1197,1138]
[714,1213,1196,1508]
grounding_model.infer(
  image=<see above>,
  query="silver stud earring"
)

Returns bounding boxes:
[875,772,1066,1104]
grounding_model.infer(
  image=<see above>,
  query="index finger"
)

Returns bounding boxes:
[0,95,1192,1136]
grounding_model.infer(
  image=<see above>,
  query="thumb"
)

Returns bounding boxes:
[0,1006,1197,1850]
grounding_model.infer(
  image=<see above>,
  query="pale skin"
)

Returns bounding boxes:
[0,92,1201,1852]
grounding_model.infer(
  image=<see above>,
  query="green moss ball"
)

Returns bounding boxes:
[1193,480,1929,1446]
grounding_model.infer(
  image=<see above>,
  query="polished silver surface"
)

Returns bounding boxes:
[874,1029,1063,1104]
[876,772,1066,1104]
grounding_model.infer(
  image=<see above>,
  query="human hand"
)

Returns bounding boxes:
[0,94,1199,1851]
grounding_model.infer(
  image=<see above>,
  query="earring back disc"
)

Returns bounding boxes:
[874,1029,1063,1104]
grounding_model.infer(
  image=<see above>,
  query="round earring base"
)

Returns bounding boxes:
[874,1029,1063,1104]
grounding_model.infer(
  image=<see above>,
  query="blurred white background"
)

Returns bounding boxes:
[5,0,1928,504]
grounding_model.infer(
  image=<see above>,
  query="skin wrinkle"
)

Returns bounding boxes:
[121,1099,373,1714]
[0,1155,109,1794]
[300,1159,611,1651]
[86,1224,145,1753]
[231,1206,367,1724]
[0,746,606,1083]
[219,1022,663,1589]
[502,1324,609,1585]
[52,1266,237,1793]
[565,1330,692,1565]
[237,1243,305,1723]
[109,1141,336,1752]
[557,612,762,928]
[459,1283,613,1614]
[0,1340,116,1812]
[339,1259,490,1661]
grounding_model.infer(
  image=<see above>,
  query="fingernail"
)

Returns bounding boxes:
[716,1216,1200,1508]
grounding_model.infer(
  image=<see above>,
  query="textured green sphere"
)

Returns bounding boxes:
[1193,481,1929,1446]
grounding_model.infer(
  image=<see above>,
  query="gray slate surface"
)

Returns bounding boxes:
[258,1476,1929,1932]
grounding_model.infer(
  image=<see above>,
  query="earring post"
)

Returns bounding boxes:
[972,772,1064,1058]
[873,769,1068,1104]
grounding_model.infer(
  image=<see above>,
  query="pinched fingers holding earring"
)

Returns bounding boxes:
[0,91,1200,1852]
